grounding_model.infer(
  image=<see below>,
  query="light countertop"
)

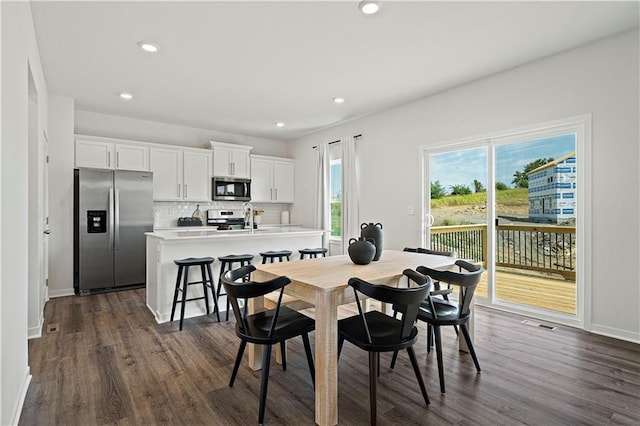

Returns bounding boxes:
[146,226,326,241]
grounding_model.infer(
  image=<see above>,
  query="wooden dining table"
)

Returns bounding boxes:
[251,249,463,426]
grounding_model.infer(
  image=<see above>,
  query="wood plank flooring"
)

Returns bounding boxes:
[20,289,639,425]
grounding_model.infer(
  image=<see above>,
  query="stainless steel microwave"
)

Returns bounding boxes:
[212,177,251,201]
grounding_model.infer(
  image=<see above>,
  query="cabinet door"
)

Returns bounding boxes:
[273,160,295,203]
[183,150,211,201]
[212,146,232,177]
[76,139,113,169]
[230,149,251,178]
[115,144,149,171]
[250,157,273,202]
[150,148,183,201]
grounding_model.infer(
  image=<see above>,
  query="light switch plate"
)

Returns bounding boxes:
[407,205,415,215]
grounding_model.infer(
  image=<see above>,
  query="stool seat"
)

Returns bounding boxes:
[299,248,327,259]
[219,254,254,262]
[174,257,214,266]
[217,254,254,321]
[260,250,293,264]
[171,257,219,330]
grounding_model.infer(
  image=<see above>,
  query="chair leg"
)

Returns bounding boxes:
[229,340,247,387]
[460,324,481,373]
[377,352,381,377]
[427,324,433,353]
[206,263,220,322]
[389,350,399,370]
[302,333,315,387]
[200,265,210,315]
[407,346,430,406]
[179,266,190,331]
[369,352,378,426]
[280,341,287,371]
[170,265,183,322]
[433,325,446,393]
[258,345,272,425]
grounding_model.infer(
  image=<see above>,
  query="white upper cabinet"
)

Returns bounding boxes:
[150,147,183,201]
[250,155,295,203]
[210,141,253,178]
[182,150,211,201]
[75,135,149,171]
[150,146,211,202]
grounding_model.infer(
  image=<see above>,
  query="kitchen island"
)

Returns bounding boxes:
[145,226,326,323]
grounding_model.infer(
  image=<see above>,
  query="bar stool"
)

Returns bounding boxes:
[299,247,328,259]
[260,250,293,264]
[171,257,219,330]
[217,254,254,321]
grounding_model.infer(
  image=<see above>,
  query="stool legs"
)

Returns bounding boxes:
[217,262,231,321]
[171,262,218,330]
[207,262,221,322]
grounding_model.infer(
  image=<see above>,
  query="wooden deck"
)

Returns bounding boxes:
[475,268,576,314]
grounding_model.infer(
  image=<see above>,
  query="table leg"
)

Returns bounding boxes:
[247,296,264,370]
[315,290,338,426]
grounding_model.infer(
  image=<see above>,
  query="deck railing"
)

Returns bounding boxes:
[430,223,576,280]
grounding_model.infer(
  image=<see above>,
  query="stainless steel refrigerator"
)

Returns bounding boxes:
[74,168,153,294]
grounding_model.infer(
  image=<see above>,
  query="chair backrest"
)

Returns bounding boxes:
[222,264,291,338]
[417,260,483,318]
[403,247,456,257]
[348,269,432,343]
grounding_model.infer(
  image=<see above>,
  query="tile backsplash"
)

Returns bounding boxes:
[153,201,292,229]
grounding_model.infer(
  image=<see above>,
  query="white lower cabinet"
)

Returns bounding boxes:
[250,155,294,203]
[150,147,211,201]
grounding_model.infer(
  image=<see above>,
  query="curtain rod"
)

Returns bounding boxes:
[312,134,362,149]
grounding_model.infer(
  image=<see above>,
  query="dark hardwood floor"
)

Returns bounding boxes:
[20,289,640,425]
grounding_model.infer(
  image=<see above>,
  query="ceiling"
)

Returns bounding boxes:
[31,1,639,141]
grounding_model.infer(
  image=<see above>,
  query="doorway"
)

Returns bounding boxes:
[423,116,589,327]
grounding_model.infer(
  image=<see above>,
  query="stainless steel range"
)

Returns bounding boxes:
[207,209,245,230]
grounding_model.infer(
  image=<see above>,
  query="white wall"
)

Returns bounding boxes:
[1,1,49,423]
[47,95,75,297]
[290,30,640,342]
[75,110,291,156]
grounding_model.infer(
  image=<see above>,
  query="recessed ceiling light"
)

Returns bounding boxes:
[333,97,345,104]
[275,122,285,128]
[358,1,380,15]
[137,41,160,53]
[119,92,133,100]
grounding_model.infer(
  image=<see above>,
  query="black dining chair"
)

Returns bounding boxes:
[221,264,315,425]
[338,269,432,425]
[400,260,484,394]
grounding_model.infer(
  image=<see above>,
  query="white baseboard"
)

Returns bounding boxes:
[48,287,75,298]
[589,323,640,344]
[11,367,32,426]
[27,315,44,340]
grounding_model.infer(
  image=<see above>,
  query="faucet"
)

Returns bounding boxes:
[242,202,254,234]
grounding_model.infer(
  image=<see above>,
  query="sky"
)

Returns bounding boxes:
[429,134,576,191]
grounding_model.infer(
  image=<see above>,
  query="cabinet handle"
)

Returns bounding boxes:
[270,188,273,200]
[116,152,119,168]
[184,184,188,198]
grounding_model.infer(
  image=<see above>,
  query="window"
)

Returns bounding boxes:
[330,159,342,237]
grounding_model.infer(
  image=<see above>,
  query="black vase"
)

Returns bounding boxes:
[361,222,383,261]
[348,237,376,265]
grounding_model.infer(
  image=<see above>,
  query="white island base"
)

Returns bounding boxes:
[145,227,326,323]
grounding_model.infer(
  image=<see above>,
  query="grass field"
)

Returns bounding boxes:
[430,187,528,208]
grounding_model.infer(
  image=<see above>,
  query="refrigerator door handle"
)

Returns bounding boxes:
[114,188,120,250]
[108,187,115,250]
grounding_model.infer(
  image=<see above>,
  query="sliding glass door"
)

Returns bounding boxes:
[423,117,586,325]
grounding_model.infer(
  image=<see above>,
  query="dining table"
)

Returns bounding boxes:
[250,249,468,426]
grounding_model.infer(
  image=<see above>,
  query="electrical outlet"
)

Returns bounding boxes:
[407,205,415,215]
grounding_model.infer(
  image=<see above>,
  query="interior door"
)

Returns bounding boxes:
[42,132,50,303]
